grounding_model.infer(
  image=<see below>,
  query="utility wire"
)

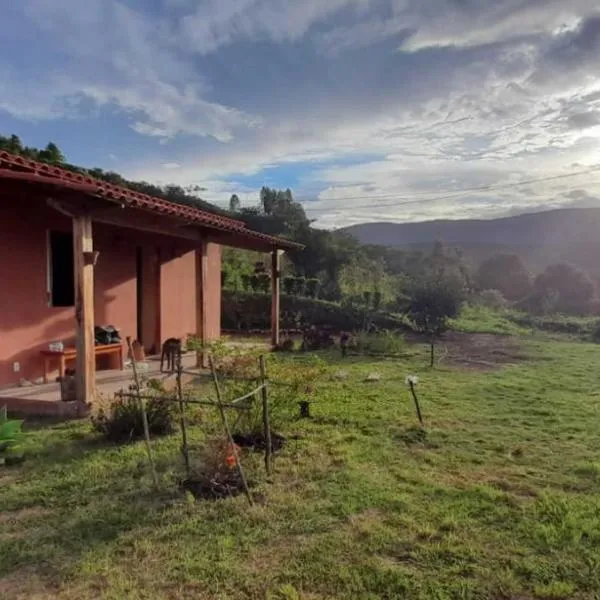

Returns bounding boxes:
[301,166,600,212]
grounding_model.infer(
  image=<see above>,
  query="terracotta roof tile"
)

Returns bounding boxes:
[0,151,302,251]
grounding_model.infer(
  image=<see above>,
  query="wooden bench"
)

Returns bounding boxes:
[41,343,124,383]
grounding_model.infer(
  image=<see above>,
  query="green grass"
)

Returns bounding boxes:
[451,306,531,336]
[2,336,600,599]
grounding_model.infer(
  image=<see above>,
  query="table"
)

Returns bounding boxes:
[40,343,124,383]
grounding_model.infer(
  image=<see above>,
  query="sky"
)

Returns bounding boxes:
[2,1,600,228]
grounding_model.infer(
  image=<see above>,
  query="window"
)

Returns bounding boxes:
[48,231,74,307]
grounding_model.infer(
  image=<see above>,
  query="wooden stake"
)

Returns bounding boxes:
[127,336,159,487]
[209,356,253,505]
[259,355,273,476]
[270,250,282,348]
[409,381,424,426]
[176,351,191,478]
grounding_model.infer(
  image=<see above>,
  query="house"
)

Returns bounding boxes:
[0,150,301,410]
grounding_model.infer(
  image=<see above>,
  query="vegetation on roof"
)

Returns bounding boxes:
[0,133,228,216]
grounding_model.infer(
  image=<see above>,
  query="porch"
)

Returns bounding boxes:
[0,151,302,413]
[0,353,199,417]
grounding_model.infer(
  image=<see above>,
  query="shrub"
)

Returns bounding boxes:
[533,263,596,315]
[475,254,532,301]
[283,276,295,296]
[301,326,335,351]
[91,395,175,443]
[0,406,24,465]
[278,338,296,352]
[305,278,320,299]
[351,330,406,355]
[475,289,508,310]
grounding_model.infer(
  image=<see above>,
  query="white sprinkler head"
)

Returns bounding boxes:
[405,375,419,386]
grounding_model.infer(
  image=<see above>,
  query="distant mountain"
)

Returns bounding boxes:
[342,208,600,278]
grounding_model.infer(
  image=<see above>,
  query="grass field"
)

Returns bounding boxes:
[2,334,600,599]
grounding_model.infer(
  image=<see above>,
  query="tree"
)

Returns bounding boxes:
[406,277,464,367]
[7,134,23,154]
[476,254,531,301]
[260,186,277,215]
[38,142,65,164]
[229,194,241,213]
[533,263,595,315]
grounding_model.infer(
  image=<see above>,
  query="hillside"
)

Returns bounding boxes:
[343,208,600,275]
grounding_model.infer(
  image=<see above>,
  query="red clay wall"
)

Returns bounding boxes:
[159,248,197,344]
[158,242,222,345]
[0,195,223,388]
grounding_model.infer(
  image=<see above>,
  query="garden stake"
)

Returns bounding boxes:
[259,355,273,476]
[176,352,191,478]
[126,336,159,488]
[209,356,253,506]
[407,378,424,427]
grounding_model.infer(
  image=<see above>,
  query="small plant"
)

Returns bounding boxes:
[0,406,24,465]
[91,395,175,443]
[351,329,406,355]
[301,326,335,351]
[278,338,296,352]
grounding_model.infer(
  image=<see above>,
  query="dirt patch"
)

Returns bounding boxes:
[232,432,286,452]
[0,567,61,600]
[406,332,527,371]
[0,506,52,525]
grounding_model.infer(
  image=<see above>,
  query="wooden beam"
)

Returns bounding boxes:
[73,214,96,404]
[47,196,122,218]
[271,249,282,347]
[195,242,210,368]
[94,210,204,243]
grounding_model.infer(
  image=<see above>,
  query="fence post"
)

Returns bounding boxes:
[259,355,272,476]
[209,356,253,505]
[176,352,191,478]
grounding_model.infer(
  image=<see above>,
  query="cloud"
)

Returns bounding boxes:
[0,0,260,141]
[2,1,600,228]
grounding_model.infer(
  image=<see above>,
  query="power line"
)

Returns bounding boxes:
[302,166,600,212]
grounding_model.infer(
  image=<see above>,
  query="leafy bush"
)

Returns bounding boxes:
[590,321,600,343]
[530,263,596,315]
[301,326,335,351]
[351,330,406,355]
[474,289,508,310]
[475,254,532,301]
[91,396,175,443]
[0,406,24,465]
[278,338,296,352]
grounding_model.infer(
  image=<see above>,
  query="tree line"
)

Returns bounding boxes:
[4,133,597,318]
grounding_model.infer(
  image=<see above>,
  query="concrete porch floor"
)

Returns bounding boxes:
[0,353,202,415]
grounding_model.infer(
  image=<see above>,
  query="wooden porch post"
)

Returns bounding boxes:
[271,249,282,348]
[73,214,95,404]
[196,242,209,368]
